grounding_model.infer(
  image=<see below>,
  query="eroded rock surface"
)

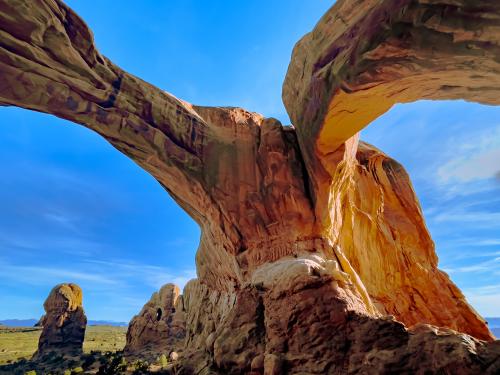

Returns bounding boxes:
[33,283,87,358]
[283,0,500,155]
[281,0,500,340]
[178,261,500,374]
[125,284,186,359]
[0,0,499,373]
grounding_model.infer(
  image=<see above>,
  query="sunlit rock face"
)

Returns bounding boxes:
[282,0,500,341]
[1,0,499,373]
[33,283,87,359]
[338,141,492,337]
[124,283,186,359]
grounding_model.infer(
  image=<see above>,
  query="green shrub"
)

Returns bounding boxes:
[97,354,127,375]
[158,354,168,368]
[131,359,149,374]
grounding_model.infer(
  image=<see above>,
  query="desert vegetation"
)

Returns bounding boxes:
[0,325,127,366]
[0,325,157,374]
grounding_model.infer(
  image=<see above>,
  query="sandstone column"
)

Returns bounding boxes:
[33,283,87,359]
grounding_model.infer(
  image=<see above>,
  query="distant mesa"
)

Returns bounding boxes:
[0,319,38,327]
[32,283,87,359]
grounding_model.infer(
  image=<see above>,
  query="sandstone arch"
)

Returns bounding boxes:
[1,0,499,373]
[284,0,500,159]
[279,0,500,344]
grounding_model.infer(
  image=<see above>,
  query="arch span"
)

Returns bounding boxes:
[284,0,500,157]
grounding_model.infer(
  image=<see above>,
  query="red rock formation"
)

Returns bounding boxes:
[178,265,500,374]
[339,141,491,333]
[0,0,499,373]
[282,0,500,340]
[33,283,87,359]
[124,283,186,359]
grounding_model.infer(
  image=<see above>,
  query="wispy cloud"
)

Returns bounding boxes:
[0,256,196,291]
[437,238,500,248]
[83,258,196,290]
[0,231,106,257]
[437,126,500,184]
[0,261,118,286]
[42,211,80,232]
[443,257,500,274]
[432,211,500,226]
[463,285,500,317]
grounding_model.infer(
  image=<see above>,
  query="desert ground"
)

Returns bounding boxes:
[0,325,145,374]
[0,325,126,365]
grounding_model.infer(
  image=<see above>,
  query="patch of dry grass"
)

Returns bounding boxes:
[0,325,127,365]
[83,325,127,354]
[0,326,40,365]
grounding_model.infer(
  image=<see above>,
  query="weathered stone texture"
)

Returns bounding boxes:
[124,284,186,359]
[33,283,87,358]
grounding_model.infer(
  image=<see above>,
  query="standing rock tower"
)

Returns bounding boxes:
[33,283,87,359]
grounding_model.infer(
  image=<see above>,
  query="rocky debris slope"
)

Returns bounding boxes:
[33,283,87,359]
[125,283,185,360]
[0,0,499,373]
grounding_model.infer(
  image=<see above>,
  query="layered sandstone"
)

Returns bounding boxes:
[33,283,87,359]
[173,270,500,374]
[281,0,500,340]
[283,0,500,155]
[125,284,186,359]
[1,0,499,373]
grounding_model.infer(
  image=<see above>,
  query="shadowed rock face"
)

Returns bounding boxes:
[1,0,499,373]
[124,284,186,359]
[33,283,87,358]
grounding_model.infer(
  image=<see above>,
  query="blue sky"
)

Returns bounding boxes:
[0,1,499,322]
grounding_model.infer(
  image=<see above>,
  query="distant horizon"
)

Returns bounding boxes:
[0,318,128,327]
[3,316,500,324]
